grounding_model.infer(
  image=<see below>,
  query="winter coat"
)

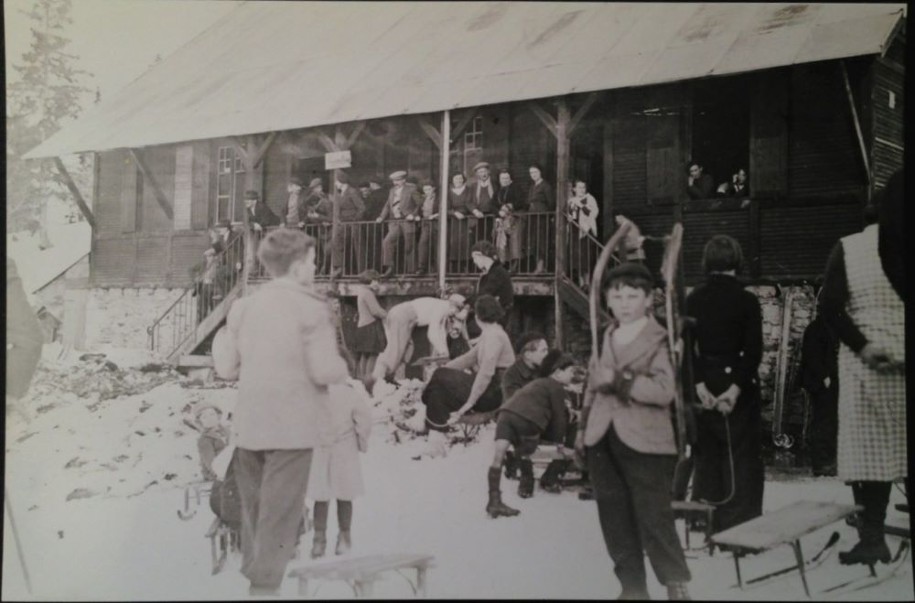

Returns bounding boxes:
[526,180,554,212]
[333,185,366,222]
[582,317,677,454]
[247,201,281,229]
[306,382,372,501]
[214,279,349,450]
[500,377,569,444]
[501,357,539,403]
[197,425,230,481]
[378,182,422,221]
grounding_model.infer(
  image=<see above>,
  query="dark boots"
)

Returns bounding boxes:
[839,481,892,566]
[486,467,520,518]
[540,459,570,493]
[311,500,329,559]
[518,458,534,498]
[503,450,519,480]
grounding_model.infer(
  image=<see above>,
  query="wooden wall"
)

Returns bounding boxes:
[870,25,905,191]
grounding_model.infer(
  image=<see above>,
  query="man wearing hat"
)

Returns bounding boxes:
[375,170,422,277]
[329,171,366,277]
[244,190,280,232]
[468,161,499,246]
[297,177,335,273]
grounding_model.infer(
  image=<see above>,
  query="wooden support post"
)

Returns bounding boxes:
[438,110,450,291]
[128,148,173,220]
[841,61,871,197]
[346,122,366,150]
[52,157,96,228]
[554,99,571,351]
[530,102,559,139]
[568,92,600,136]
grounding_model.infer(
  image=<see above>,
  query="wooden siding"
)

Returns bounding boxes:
[610,90,648,213]
[758,201,861,278]
[750,70,788,196]
[191,141,211,229]
[871,32,904,190]
[96,150,125,233]
[140,145,176,233]
[788,62,866,198]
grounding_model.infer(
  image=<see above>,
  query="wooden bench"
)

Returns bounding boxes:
[710,501,861,597]
[288,553,436,597]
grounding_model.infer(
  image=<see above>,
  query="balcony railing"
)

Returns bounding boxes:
[248,211,558,279]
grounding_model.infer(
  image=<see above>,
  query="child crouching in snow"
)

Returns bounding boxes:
[575,262,690,600]
[307,381,373,558]
[486,351,578,518]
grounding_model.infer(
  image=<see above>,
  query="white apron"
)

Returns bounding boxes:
[836,225,906,481]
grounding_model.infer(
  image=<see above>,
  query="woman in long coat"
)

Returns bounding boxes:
[526,164,555,273]
[819,191,905,567]
[448,173,474,272]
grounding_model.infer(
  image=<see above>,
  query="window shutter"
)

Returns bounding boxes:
[191,142,210,229]
[173,144,194,230]
[646,87,684,206]
[121,154,138,232]
[750,71,788,196]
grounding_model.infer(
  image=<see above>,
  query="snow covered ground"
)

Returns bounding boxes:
[3,346,912,600]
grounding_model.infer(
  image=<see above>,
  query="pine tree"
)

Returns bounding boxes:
[6,0,92,239]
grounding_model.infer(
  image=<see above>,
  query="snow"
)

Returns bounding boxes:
[4,351,912,601]
[7,219,91,301]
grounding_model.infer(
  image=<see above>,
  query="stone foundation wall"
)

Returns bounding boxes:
[86,287,186,351]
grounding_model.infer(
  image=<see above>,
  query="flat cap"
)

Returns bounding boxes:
[244,189,260,200]
[308,177,323,189]
[472,161,490,173]
[389,170,407,181]
[603,261,654,287]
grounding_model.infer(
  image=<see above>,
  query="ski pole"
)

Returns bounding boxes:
[4,485,33,595]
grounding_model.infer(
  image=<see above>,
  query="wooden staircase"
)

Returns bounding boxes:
[147,232,246,366]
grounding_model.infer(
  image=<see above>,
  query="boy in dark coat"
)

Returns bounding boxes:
[486,351,578,518]
[575,262,691,600]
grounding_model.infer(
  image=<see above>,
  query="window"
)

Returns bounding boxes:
[690,78,750,199]
[463,116,484,175]
[216,146,246,223]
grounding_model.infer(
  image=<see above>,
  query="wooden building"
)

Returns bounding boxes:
[27,3,905,365]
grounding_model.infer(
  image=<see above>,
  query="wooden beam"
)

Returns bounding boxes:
[346,121,366,149]
[416,116,443,151]
[529,102,558,140]
[553,99,571,350]
[229,137,250,164]
[840,61,871,194]
[52,157,96,229]
[568,92,600,136]
[251,131,278,169]
[128,148,173,220]
[317,131,338,153]
[450,110,477,139]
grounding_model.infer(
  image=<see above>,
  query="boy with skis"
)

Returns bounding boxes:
[212,228,349,596]
[575,262,691,600]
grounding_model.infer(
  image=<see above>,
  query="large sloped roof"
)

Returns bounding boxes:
[26,2,905,158]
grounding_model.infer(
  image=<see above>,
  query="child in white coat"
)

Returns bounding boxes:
[307,381,373,557]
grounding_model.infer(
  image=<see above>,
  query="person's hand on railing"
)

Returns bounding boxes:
[375,217,383,223]
[252,222,263,232]
[453,211,465,220]
[472,209,484,218]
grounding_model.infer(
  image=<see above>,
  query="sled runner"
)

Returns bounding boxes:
[819,539,910,598]
[177,480,212,520]
[288,553,436,597]
[710,500,861,597]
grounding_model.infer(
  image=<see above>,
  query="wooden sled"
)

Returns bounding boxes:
[710,501,861,597]
[177,481,212,520]
[205,517,240,575]
[452,410,497,443]
[288,553,436,597]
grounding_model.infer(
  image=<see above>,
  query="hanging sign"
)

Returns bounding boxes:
[325,150,352,170]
